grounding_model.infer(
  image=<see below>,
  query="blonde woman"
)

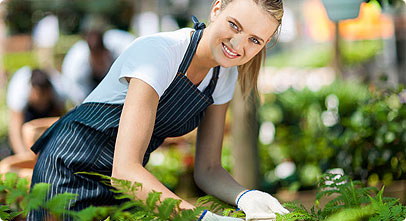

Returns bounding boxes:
[28,0,288,220]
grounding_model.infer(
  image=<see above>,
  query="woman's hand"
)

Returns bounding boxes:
[236,190,289,220]
[199,210,244,221]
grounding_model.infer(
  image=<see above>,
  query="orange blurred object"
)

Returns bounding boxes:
[303,0,394,42]
[339,2,394,40]
[303,0,335,42]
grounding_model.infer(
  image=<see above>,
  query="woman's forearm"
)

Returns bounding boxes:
[8,110,28,154]
[112,163,195,210]
[194,165,246,206]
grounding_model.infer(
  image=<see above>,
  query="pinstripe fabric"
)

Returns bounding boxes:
[28,18,221,220]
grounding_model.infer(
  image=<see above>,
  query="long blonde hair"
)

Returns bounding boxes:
[211,0,283,97]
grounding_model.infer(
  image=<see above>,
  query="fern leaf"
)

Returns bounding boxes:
[44,192,77,218]
[283,201,308,214]
[196,195,233,213]
[277,211,313,221]
[158,198,181,220]
[146,191,162,211]
[222,208,233,217]
[3,173,17,189]
[26,183,50,212]
[129,210,148,220]
[316,189,340,200]
[325,205,375,221]
[173,208,204,221]
[389,204,403,218]
[70,206,111,221]
[0,205,12,221]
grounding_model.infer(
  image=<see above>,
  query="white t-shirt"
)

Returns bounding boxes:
[84,28,238,105]
[7,66,65,111]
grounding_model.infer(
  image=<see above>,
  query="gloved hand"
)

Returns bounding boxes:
[236,190,289,220]
[199,210,244,221]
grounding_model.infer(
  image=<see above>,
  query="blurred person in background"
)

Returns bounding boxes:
[7,66,65,156]
[61,16,135,105]
[28,0,289,220]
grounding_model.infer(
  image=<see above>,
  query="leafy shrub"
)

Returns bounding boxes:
[277,173,406,221]
[0,172,243,220]
[266,40,383,68]
[2,172,405,220]
[259,81,406,190]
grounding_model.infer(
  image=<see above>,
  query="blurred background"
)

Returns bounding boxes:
[0,0,405,207]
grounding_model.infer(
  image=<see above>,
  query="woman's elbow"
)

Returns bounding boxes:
[193,164,220,186]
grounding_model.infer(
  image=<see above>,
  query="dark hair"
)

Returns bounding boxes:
[30,69,52,90]
[86,30,106,51]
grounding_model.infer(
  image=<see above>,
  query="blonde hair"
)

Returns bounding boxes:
[211,0,283,97]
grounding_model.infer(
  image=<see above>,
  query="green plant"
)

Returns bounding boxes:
[2,52,39,76]
[277,173,406,221]
[265,40,383,68]
[259,81,406,190]
[2,172,406,220]
[0,171,239,220]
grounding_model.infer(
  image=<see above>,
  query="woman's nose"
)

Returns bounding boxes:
[230,34,245,53]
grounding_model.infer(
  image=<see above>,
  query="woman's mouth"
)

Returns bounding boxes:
[222,43,240,59]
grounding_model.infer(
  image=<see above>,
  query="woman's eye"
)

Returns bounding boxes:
[229,21,239,31]
[250,37,260,45]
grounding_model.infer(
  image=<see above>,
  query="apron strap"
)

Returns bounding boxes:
[203,66,220,96]
[177,16,205,74]
[178,16,221,96]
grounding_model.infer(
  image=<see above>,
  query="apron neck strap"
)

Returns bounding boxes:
[177,16,205,74]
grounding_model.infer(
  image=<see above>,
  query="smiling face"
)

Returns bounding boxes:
[206,0,279,68]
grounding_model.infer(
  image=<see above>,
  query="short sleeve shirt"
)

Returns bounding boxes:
[84,28,238,105]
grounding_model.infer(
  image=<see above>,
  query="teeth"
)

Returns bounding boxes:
[223,44,237,56]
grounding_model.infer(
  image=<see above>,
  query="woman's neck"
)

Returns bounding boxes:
[185,28,219,86]
[190,28,218,71]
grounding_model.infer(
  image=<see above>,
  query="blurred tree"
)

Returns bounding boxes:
[5,0,33,34]
[4,0,133,35]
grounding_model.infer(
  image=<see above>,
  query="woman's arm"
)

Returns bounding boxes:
[194,103,246,205]
[8,110,29,154]
[112,78,195,210]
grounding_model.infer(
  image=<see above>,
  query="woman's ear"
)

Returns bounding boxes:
[210,0,222,22]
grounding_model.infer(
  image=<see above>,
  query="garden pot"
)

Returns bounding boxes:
[321,0,364,22]
[0,153,37,181]
[22,117,59,149]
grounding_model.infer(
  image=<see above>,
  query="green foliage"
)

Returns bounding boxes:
[145,147,186,190]
[2,52,39,77]
[277,173,406,221]
[259,82,406,189]
[196,195,245,218]
[5,0,133,35]
[2,172,406,220]
[366,0,406,8]
[266,40,383,68]
[0,171,206,220]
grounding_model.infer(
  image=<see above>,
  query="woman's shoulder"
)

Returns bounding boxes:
[128,28,193,51]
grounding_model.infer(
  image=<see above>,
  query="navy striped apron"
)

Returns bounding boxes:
[28,17,220,220]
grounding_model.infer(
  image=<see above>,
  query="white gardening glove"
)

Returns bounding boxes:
[199,210,244,221]
[236,190,289,220]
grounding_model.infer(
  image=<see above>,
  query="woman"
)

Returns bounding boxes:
[28,0,289,220]
[7,67,64,155]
